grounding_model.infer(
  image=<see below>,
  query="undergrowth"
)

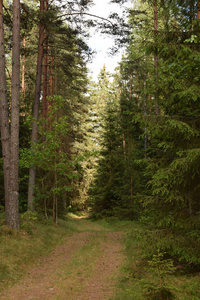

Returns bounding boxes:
[113,226,200,300]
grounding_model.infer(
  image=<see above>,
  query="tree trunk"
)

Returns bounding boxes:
[130,174,133,207]
[54,43,58,95]
[49,54,54,97]
[22,36,26,96]
[53,109,57,224]
[154,0,159,115]
[28,0,45,211]
[53,192,57,224]
[42,37,48,124]
[0,0,11,225]
[190,0,194,31]
[42,0,48,137]
[129,74,132,101]
[9,0,20,230]
[0,0,20,230]
[197,0,200,20]
[144,81,147,156]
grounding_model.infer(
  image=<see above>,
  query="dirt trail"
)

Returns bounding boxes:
[0,221,125,300]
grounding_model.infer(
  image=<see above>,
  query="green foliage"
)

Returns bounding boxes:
[20,211,38,222]
[148,249,175,278]
[114,223,200,300]
[145,249,176,299]
[2,0,200,293]
[144,286,175,300]
[20,211,38,234]
[89,67,144,218]
[132,228,200,267]
[108,0,200,268]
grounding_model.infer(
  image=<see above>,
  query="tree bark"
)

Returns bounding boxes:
[0,0,20,229]
[50,55,54,97]
[53,109,58,224]
[42,0,48,136]
[0,0,11,225]
[197,0,200,20]
[154,0,159,115]
[42,37,48,125]
[190,0,194,31]
[28,0,45,211]
[9,0,20,230]
[22,36,26,96]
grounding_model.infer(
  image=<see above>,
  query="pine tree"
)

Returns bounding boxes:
[0,0,20,229]
[89,67,128,217]
[119,0,200,264]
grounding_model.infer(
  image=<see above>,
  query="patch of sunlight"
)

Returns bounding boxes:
[67,212,89,219]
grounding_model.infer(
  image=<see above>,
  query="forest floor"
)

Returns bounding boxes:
[1,215,200,299]
[0,216,126,300]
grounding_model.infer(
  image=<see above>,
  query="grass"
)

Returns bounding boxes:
[0,213,80,292]
[89,217,145,232]
[112,226,200,300]
[0,212,121,294]
[1,213,200,299]
[53,233,104,299]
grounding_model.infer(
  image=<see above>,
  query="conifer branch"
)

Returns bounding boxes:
[58,12,114,26]
[20,3,30,14]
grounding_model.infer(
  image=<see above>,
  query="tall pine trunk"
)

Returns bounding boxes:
[22,36,26,96]
[190,0,194,31]
[154,0,159,115]
[28,0,45,211]
[0,0,20,229]
[198,0,200,19]
[9,0,20,229]
[0,0,11,225]
[42,0,48,136]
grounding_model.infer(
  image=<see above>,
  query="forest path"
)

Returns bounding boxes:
[0,219,125,300]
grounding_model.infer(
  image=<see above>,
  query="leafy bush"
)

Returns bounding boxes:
[20,211,38,234]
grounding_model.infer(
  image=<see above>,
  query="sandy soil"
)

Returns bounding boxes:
[0,228,125,300]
